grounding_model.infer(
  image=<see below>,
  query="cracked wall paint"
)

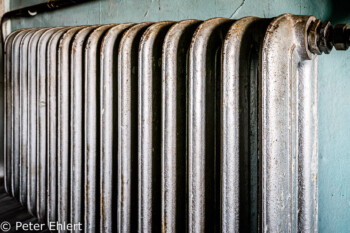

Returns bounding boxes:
[230,0,246,18]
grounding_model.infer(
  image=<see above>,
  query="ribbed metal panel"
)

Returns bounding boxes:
[3,13,318,233]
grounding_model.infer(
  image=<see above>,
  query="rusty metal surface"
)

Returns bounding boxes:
[118,22,152,233]
[297,56,318,233]
[307,20,350,53]
[188,17,232,233]
[138,21,175,233]
[84,24,114,233]
[18,29,35,206]
[46,27,70,226]
[161,19,201,233]
[70,25,98,233]
[3,14,319,233]
[99,23,134,233]
[57,26,86,233]
[28,28,49,216]
[37,27,63,223]
[221,17,273,232]
[261,14,317,232]
[4,29,23,196]
[11,29,33,199]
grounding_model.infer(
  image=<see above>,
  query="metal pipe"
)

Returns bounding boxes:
[0,0,92,46]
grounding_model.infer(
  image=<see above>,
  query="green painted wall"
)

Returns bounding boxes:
[9,0,350,232]
[318,18,350,233]
[10,0,332,26]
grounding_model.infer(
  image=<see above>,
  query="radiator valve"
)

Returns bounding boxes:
[308,19,350,55]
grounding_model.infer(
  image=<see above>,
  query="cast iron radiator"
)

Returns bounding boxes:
[3,13,318,232]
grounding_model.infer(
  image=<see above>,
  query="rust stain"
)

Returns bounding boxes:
[162,218,166,233]
[100,36,106,54]
[85,180,89,206]
[121,174,125,202]
[101,195,104,219]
